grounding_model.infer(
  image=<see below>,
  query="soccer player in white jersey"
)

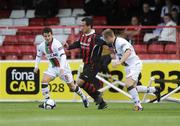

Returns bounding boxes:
[102,29,161,111]
[33,27,89,108]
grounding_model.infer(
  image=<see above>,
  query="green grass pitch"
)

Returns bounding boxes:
[0,102,180,126]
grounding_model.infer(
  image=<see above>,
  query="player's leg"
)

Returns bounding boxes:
[59,68,89,108]
[125,63,143,111]
[136,85,161,102]
[38,72,55,108]
[125,78,143,111]
[77,78,107,109]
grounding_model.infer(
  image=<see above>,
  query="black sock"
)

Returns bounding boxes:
[81,82,100,100]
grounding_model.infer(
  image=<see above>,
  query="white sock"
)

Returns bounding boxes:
[128,87,142,107]
[136,86,156,93]
[75,86,86,100]
[42,83,50,100]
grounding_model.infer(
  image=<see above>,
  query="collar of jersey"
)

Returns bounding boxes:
[84,29,95,36]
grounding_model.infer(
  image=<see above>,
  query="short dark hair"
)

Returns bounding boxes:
[81,17,93,28]
[42,27,53,34]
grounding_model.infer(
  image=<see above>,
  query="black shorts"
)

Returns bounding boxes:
[79,64,99,82]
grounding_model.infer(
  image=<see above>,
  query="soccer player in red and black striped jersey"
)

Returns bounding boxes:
[66,18,107,109]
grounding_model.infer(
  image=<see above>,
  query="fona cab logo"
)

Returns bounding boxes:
[6,67,39,94]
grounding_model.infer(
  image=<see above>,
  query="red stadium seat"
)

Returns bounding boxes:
[93,16,107,25]
[18,35,35,45]
[134,44,147,54]
[29,18,44,26]
[31,29,42,35]
[0,46,5,55]
[18,45,36,56]
[164,43,177,54]
[0,10,10,18]
[3,36,18,45]
[45,17,60,26]
[5,55,18,60]
[149,54,177,59]
[3,46,20,55]
[22,55,34,60]
[148,44,164,54]
[138,54,150,60]
[17,29,32,35]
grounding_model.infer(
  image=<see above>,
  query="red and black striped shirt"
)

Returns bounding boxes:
[68,31,105,64]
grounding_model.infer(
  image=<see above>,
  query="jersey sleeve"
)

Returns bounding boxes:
[68,41,81,50]
[117,39,131,53]
[55,41,67,69]
[95,35,106,46]
[34,44,43,68]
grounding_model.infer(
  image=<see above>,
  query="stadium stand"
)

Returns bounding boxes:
[0,0,179,60]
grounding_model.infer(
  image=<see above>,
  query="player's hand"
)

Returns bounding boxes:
[63,42,69,48]
[33,67,38,74]
[112,61,121,68]
[60,68,64,75]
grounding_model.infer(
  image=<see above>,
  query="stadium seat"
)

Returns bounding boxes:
[0,46,5,55]
[52,28,63,35]
[13,18,29,26]
[164,43,177,54]
[72,9,85,16]
[148,44,164,54]
[134,44,147,54]
[25,10,35,18]
[0,19,13,26]
[5,55,18,60]
[34,35,44,45]
[18,35,35,45]
[149,54,177,59]
[60,17,75,26]
[69,0,83,8]
[31,29,42,35]
[45,17,59,26]
[19,45,36,56]
[0,10,11,18]
[93,16,107,25]
[29,18,44,26]
[3,36,18,45]
[53,35,68,43]
[57,9,72,17]
[76,16,85,25]
[0,29,17,35]
[10,10,25,18]
[22,54,34,60]
[0,36,5,46]
[63,28,72,34]
[17,29,32,35]
[3,46,20,54]
[138,54,150,60]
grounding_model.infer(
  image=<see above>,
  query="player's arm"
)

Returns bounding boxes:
[55,43,68,75]
[67,41,81,50]
[34,45,43,73]
[112,49,131,67]
[95,35,107,46]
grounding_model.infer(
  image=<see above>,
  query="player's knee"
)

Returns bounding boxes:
[76,79,84,87]
[68,84,76,92]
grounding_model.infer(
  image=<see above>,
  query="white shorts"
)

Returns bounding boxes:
[44,65,73,84]
[125,62,142,82]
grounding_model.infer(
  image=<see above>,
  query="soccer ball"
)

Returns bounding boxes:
[44,99,56,109]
